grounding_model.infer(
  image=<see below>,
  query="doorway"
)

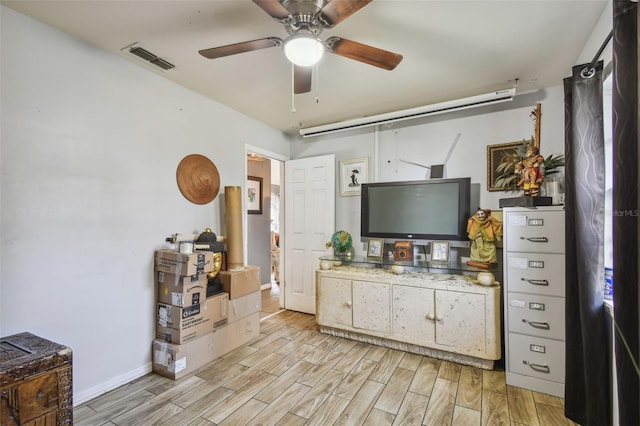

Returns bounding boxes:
[246,148,285,317]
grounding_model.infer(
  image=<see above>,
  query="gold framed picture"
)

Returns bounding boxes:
[367,238,384,260]
[431,241,450,263]
[487,141,527,191]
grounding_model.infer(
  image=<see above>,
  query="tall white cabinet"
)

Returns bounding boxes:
[503,206,565,397]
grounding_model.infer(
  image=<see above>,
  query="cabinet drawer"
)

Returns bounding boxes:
[508,333,565,383]
[507,293,565,340]
[505,210,564,253]
[506,252,565,297]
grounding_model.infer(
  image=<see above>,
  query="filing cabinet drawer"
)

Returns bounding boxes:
[506,252,566,297]
[508,332,565,383]
[507,293,565,340]
[505,210,564,253]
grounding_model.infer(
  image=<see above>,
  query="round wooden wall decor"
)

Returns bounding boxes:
[176,154,220,205]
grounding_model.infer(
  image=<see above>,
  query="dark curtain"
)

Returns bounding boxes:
[611,1,639,425]
[563,60,609,425]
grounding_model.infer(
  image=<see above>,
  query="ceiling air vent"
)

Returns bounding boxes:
[122,43,175,71]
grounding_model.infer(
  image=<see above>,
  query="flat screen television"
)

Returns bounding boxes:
[361,177,471,242]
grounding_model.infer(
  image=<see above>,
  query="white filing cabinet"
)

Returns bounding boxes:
[503,206,565,397]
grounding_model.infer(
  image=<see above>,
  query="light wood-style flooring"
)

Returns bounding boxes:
[73,305,578,426]
[261,282,283,320]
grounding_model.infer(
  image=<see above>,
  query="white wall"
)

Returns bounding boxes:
[292,89,566,255]
[0,7,289,404]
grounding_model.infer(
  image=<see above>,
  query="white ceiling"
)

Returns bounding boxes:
[2,0,608,136]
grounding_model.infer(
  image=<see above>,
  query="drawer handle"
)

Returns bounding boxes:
[523,319,550,330]
[522,278,549,286]
[527,362,551,374]
[520,236,549,243]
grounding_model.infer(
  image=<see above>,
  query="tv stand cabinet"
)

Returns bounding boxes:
[316,266,501,369]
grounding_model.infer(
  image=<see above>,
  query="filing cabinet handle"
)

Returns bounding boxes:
[528,362,550,374]
[523,278,549,286]
[520,236,549,243]
[524,320,550,330]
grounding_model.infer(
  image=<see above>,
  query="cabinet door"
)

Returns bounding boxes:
[392,285,435,345]
[316,277,352,328]
[435,290,486,354]
[352,280,390,333]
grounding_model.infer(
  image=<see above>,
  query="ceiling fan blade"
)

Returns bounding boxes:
[325,37,403,70]
[294,66,312,94]
[252,0,290,20]
[199,37,282,59]
[319,0,373,28]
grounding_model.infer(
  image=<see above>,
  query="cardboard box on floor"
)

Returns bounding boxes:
[228,290,261,322]
[219,266,260,299]
[152,312,260,380]
[154,249,215,276]
[157,272,206,308]
[156,292,229,344]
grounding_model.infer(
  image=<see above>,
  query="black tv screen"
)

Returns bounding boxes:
[361,178,471,241]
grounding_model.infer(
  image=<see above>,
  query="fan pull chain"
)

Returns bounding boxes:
[291,63,296,113]
[315,62,320,104]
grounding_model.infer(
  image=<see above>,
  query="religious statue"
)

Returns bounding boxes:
[467,208,503,267]
[515,144,545,196]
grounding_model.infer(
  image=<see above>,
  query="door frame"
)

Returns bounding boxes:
[245,144,289,309]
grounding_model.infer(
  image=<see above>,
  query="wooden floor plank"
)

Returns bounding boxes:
[306,394,350,426]
[438,360,462,382]
[217,397,266,426]
[247,382,310,425]
[333,358,378,400]
[452,405,481,425]
[363,407,395,425]
[408,356,440,396]
[335,380,385,425]
[369,349,405,384]
[73,309,577,426]
[456,365,483,411]
[392,391,429,426]
[481,389,510,426]
[483,369,507,394]
[422,377,458,426]
[374,367,415,414]
[290,368,347,419]
[507,385,540,426]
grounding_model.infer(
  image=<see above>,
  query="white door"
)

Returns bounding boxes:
[284,155,335,314]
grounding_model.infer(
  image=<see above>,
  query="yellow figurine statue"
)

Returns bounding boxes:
[515,144,545,196]
[467,208,503,265]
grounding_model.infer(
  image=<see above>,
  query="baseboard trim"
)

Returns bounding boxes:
[73,363,152,406]
[260,283,272,290]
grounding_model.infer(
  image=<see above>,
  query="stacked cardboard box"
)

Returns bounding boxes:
[152,249,262,379]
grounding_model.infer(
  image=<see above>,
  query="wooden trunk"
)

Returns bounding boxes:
[0,332,72,425]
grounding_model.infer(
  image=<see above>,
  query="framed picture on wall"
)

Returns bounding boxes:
[247,176,263,214]
[339,157,368,196]
[486,141,528,191]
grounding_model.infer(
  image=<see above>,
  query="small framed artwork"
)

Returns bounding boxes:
[246,176,263,214]
[431,241,450,263]
[339,157,368,196]
[367,238,384,260]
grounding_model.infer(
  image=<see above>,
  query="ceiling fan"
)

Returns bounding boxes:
[198,0,403,94]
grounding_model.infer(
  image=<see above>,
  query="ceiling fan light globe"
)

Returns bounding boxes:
[283,35,324,67]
